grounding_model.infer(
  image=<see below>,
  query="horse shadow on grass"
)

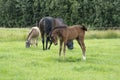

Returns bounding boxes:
[44,57,82,62]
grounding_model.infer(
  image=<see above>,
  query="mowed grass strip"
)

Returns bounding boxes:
[0,28,120,41]
[0,28,29,41]
[0,39,120,80]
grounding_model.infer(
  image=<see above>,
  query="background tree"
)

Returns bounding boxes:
[0,0,119,29]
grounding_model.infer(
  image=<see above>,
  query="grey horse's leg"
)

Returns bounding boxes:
[36,38,38,46]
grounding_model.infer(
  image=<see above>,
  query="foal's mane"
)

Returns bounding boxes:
[49,26,67,37]
[52,26,67,31]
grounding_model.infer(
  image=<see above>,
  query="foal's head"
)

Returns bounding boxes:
[50,31,58,45]
[50,26,67,45]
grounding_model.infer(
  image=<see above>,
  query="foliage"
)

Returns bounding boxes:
[0,0,119,28]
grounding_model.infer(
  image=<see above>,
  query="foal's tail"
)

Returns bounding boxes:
[82,25,87,31]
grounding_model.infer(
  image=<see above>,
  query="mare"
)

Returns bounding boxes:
[50,25,87,60]
[38,17,73,50]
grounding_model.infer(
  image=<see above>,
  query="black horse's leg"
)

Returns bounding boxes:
[42,38,45,50]
[48,40,52,49]
[48,36,53,49]
[41,32,45,50]
[46,36,49,50]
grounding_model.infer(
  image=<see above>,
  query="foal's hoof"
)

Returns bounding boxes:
[82,57,86,61]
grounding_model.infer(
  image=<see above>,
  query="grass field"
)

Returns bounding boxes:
[0,28,120,80]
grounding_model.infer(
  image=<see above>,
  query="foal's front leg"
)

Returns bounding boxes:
[63,42,67,59]
[59,41,63,58]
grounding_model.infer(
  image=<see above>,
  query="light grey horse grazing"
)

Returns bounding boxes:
[26,27,40,48]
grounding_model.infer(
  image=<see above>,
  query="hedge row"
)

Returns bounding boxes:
[0,0,119,28]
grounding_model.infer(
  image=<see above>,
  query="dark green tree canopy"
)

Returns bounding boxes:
[0,0,119,28]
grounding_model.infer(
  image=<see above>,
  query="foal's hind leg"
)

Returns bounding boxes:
[80,38,86,60]
[77,38,86,60]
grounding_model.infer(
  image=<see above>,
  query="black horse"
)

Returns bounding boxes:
[38,17,73,50]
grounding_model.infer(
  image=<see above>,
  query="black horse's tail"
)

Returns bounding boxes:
[82,25,87,31]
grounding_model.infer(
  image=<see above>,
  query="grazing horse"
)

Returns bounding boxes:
[26,27,40,48]
[38,17,73,50]
[50,25,87,60]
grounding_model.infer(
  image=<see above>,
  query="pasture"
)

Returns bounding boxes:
[0,28,120,80]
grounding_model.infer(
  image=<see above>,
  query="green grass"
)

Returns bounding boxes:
[0,28,120,41]
[0,28,120,80]
[0,40,120,80]
[85,30,120,39]
[0,28,29,41]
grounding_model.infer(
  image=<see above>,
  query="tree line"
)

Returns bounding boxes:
[0,0,119,28]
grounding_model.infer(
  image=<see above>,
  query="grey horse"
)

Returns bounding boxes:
[26,27,40,48]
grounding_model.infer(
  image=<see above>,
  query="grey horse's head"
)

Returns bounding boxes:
[26,40,30,48]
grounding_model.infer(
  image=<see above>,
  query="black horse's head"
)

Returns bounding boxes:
[26,40,30,48]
